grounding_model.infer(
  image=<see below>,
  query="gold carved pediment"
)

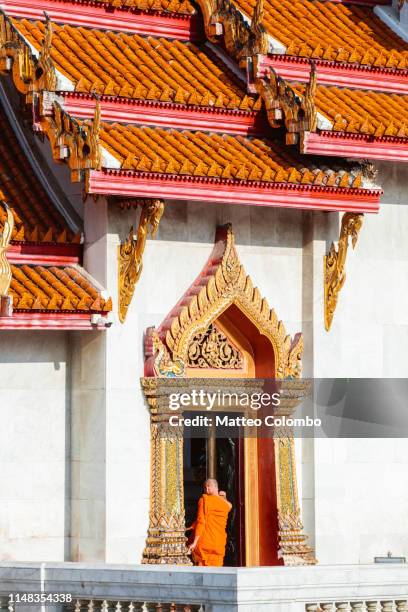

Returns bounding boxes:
[147,224,302,379]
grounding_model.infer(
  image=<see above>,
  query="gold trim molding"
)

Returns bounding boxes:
[0,200,14,293]
[324,212,363,331]
[118,199,164,323]
[0,200,14,316]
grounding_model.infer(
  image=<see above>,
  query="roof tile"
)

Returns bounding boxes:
[100,123,365,187]
[14,19,253,110]
[234,0,408,69]
[10,264,112,312]
[294,83,408,137]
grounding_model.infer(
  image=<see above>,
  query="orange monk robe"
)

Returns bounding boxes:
[192,494,231,567]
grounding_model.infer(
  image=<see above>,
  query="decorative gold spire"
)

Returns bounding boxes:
[324,212,364,331]
[118,199,164,323]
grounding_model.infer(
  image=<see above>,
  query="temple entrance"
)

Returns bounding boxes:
[183,417,245,566]
[142,225,316,568]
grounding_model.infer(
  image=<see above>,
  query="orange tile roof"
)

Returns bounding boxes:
[100,123,365,187]
[0,103,78,243]
[88,0,195,15]
[14,19,255,110]
[234,0,408,69]
[10,264,112,311]
[294,84,408,137]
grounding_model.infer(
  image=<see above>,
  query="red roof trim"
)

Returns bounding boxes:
[259,56,408,95]
[3,0,201,40]
[303,131,408,162]
[62,93,263,135]
[329,0,390,4]
[0,312,110,330]
[89,169,381,213]
[8,242,82,265]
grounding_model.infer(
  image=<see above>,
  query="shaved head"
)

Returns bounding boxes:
[204,479,219,495]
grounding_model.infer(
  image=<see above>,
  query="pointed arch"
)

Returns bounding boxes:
[147,224,302,379]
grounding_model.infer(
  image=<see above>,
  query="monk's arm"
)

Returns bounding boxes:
[188,497,205,551]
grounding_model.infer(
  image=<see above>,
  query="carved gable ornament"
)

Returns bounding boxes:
[188,323,243,369]
[145,224,303,379]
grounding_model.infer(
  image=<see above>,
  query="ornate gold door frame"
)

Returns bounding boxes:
[140,224,316,566]
[141,377,316,566]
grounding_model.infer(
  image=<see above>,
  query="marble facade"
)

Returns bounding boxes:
[1,161,408,563]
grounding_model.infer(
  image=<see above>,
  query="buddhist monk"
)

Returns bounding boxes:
[188,478,232,566]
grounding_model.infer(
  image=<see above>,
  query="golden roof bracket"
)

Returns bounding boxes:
[0,200,14,317]
[40,99,102,182]
[36,12,57,91]
[0,12,56,96]
[324,212,364,331]
[118,199,164,323]
[196,0,268,62]
[254,63,317,139]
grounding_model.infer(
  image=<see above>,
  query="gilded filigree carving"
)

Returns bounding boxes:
[273,408,316,566]
[188,323,243,369]
[285,334,303,379]
[163,224,297,379]
[141,377,191,565]
[0,200,14,317]
[324,212,364,331]
[152,331,185,377]
[278,509,317,566]
[118,199,164,323]
[0,200,14,296]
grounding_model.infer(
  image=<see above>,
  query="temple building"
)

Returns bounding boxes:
[1,0,408,583]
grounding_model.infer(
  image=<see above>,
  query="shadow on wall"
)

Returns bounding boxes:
[114,200,306,249]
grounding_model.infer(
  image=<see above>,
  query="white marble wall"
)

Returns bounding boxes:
[306,161,408,564]
[0,332,69,561]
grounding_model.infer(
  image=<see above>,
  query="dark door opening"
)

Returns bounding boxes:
[183,412,245,566]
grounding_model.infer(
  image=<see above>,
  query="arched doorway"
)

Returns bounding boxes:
[141,224,315,567]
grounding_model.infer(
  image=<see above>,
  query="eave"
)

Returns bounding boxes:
[303,131,408,162]
[1,0,201,39]
[88,170,382,213]
[0,311,110,330]
[8,242,81,265]
[257,56,408,95]
[62,93,264,136]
